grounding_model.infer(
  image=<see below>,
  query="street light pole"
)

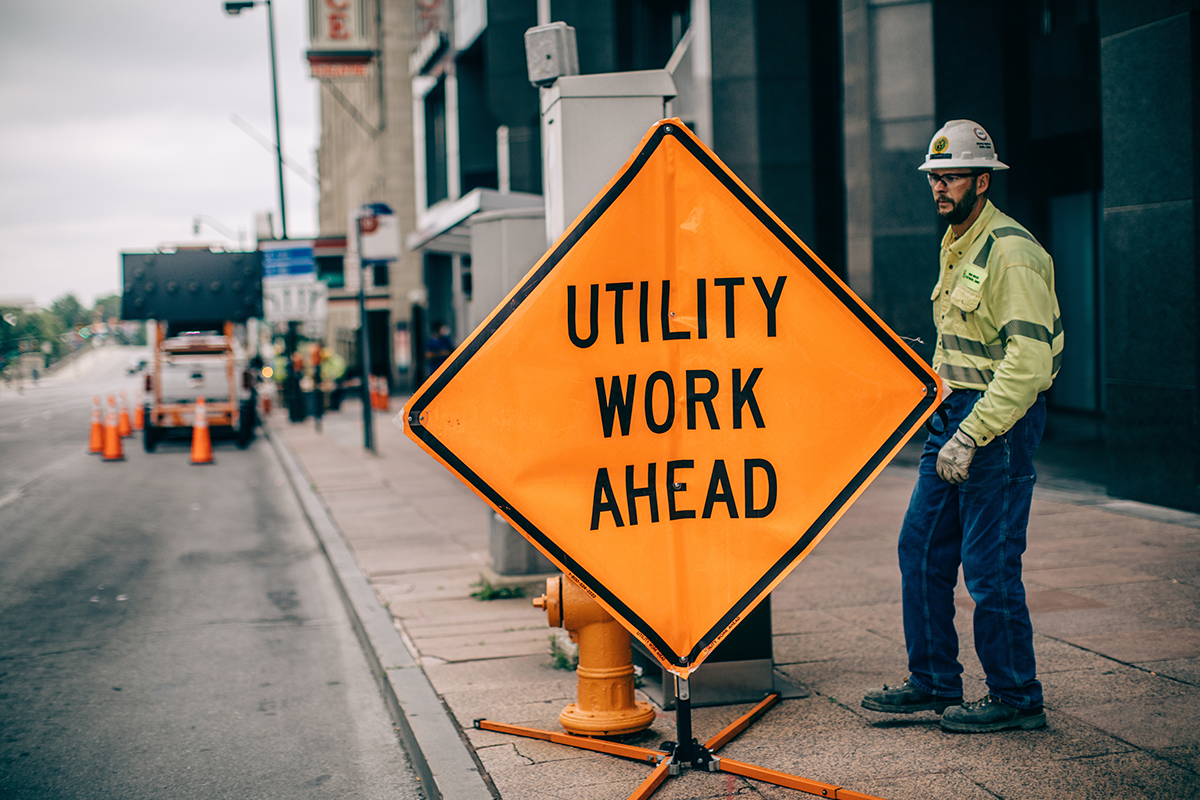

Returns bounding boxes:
[355,208,376,454]
[224,0,287,240]
[264,0,287,239]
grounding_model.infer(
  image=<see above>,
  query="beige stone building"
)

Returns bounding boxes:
[309,0,420,390]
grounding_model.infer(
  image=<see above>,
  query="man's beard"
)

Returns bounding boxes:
[937,182,978,225]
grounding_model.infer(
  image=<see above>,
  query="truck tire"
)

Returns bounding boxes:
[143,408,158,453]
[236,400,255,449]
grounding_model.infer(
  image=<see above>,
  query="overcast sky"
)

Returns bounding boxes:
[0,0,320,309]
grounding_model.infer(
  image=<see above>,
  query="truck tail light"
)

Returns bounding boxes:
[144,375,153,392]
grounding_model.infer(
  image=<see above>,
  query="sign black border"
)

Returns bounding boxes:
[408,122,938,669]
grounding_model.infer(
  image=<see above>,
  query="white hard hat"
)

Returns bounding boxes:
[918,120,1009,172]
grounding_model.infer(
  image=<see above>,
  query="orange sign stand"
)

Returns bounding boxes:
[404,119,939,799]
[478,690,884,800]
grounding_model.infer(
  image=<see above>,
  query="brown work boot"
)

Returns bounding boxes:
[940,695,1046,732]
[861,678,962,714]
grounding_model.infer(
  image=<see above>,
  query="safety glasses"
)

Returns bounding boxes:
[926,172,976,188]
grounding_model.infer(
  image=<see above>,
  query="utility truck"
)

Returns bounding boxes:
[121,247,264,452]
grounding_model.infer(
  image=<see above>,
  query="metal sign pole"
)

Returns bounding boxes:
[355,210,375,453]
[264,0,287,239]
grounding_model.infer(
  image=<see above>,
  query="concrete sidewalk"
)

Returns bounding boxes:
[267,398,1200,800]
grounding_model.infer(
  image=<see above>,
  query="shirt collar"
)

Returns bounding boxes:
[941,200,996,258]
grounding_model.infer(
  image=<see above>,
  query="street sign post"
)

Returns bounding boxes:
[403,119,941,677]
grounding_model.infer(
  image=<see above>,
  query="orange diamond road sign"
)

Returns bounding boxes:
[403,119,942,676]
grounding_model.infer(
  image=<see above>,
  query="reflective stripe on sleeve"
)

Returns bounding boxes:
[941,333,1004,359]
[938,363,994,386]
[999,318,1053,344]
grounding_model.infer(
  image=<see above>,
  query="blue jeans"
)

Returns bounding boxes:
[898,390,1045,709]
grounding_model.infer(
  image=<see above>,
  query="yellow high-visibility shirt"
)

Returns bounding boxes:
[931,200,1063,446]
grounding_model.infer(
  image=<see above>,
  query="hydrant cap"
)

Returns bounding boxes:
[535,575,563,628]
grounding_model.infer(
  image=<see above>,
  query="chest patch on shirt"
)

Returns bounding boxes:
[961,265,985,287]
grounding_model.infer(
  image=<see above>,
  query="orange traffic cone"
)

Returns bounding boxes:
[369,375,388,411]
[88,396,104,454]
[117,391,133,438]
[191,397,213,465]
[102,395,125,461]
[132,391,144,431]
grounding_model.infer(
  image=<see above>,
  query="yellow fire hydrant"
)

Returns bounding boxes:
[534,575,657,737]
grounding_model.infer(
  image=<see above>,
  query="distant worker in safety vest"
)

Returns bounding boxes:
[862,120,1063,733]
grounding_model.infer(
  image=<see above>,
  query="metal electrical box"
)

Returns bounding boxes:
[121,250,263,322]
[539,69,676,241]
[469,206,556,577]
[631,597,809,708]
[466,207,546,332]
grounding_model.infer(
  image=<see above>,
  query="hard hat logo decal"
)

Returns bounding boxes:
[974,127,988,141]
[932,136,949,154]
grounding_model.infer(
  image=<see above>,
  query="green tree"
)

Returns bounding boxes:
[0,307,44,371]
[50,293,88,331]
[0,307,22,366]
[36,311,67,361]
[93,294,121,322]
[91,293,141,344]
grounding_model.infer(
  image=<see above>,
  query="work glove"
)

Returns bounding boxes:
[936,429,976,484]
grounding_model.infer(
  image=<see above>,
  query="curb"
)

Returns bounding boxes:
[263,421,494,800]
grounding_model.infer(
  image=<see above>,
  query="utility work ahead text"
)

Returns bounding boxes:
[571,276,787,531]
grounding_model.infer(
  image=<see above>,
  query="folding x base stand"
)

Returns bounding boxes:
[475,675,885,800]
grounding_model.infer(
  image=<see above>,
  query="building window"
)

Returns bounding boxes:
[425,79,449,206]
[460,254,472,301]
[871,1,933,152]
[316,255,345,288]
[456,41,498,194]
[616,0,691,72]
[373,263,390,288]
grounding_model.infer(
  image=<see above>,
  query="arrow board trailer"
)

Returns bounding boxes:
[121,249,264,452]
[402,120,942,677]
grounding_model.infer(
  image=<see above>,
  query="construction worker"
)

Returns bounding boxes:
[862,120,1063,732]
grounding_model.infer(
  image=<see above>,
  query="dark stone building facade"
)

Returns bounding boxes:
[384,0,1199,510]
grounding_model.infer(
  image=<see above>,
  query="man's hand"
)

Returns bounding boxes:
[936,429,976,484]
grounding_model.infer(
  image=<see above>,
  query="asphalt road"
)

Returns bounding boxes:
[0,346,425,799]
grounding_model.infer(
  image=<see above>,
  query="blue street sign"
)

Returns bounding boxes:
[262,244,315,280]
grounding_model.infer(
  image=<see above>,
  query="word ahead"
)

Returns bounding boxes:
[591,458,777,530]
